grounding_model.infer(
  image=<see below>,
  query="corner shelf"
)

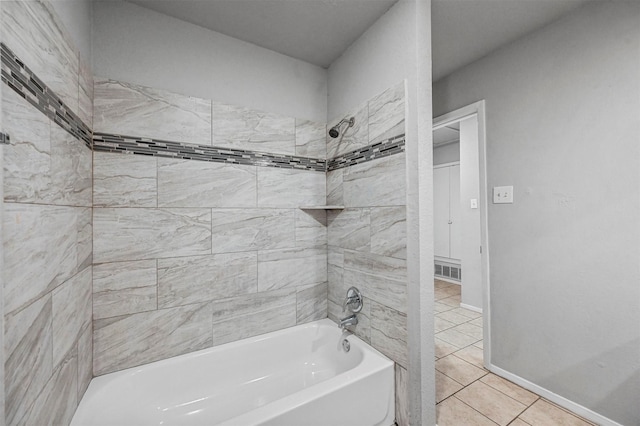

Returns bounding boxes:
[299,205,345,210]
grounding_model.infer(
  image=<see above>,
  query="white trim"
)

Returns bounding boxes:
[433,100,491,366]
[487,364,624,426]
[433,161,460,169]
[460,303,482,313]
[433,276,460,286]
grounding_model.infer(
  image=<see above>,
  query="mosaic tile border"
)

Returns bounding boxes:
[93,133,327,172]
[0,42,92,148]
[1,41,406,172]
[327,134,405,171]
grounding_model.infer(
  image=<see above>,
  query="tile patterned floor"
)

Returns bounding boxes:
[434,279,596,426]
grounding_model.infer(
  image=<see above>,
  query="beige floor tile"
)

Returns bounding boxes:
[519,399,593,426]
[435,316,456,332]
[452,323,484,340]
[437,328,481,349]
[474,340,484,349]
[509,419,531,426]
[435,279,452,289]
[435,288,459,300]
[450,306,482,319]
[454,345,485,368]
[435,338,459,359]
[436,354,488,386]
[437,310,473,325]
[456,381,527,426]
[435,301,455,313]
[440,295,461,307]
[437,397,498,426]
[470,316,484,327]
[480,374,539,406]
[436,370,463,403]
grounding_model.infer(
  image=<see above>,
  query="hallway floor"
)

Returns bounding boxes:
[434,279,595,426]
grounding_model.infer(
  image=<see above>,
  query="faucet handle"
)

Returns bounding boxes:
[343,287,363,313]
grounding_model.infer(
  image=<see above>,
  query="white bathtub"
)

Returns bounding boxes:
[71,319,395,426]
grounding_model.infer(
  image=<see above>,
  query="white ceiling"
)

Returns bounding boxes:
[433,125,459,147]
[125,0,593,77]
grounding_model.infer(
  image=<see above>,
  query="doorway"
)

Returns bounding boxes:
[432,101,491,363]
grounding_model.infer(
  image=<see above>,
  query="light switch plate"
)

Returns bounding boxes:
[493,186,513,204]
[470,198,478,209]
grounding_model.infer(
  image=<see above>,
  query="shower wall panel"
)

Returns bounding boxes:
[92,78,328,376]
[1,1,94,425]
[325,80,408,423]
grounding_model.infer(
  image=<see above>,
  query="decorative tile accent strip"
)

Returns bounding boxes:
[0,42,92,148]
[1,41,406,171]
[93,133,327,172]
[327,134,405,171]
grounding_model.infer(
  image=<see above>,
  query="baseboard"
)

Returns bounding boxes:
[459,303,482,313]
[487,364,623,426]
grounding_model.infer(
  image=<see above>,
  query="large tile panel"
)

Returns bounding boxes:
[93,260,158,320]
[78,59,93,128]
[3,89,91,207]
[4,295,53,426]
[2,1,80,115]
[257,167,325,208]
[18,350,78,426]
[370,301,408,368]
[49,123,92,207]
[327,209,371,251]
[4,203,91,314]
[211,288,296,347]
[93,152,157,208]
[157,252,258,308]
[343,153,406,207]
[370,206,407,259]
[295,119,326,158]
[326,169,344,206]
[52,267,92,367]
[368,81,405,144]
[158,158,256,208]
[93,208,212,263]
[211,208,294,253]
[213,102,295,155]
[295,209,327,248]
[343,250,407,313]
[257,247,327,292]
[94,78,212,145]
[2,88,52,204]
[296,282,328,324]
[94,302,213,375]
[77,324,93,402]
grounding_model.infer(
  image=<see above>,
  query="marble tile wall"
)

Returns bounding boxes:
[92,78,329,375]
[325,81,408,425]
[1,1,93,425]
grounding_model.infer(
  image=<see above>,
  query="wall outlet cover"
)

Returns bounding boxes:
[493,186,513,203]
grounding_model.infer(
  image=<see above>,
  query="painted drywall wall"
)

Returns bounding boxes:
[434,141,460,165]
[92,0,327,123]
[328,1,435,424]
[50,0,93,65]
[458,116,482,310]
[433,2,640,424]
[328,1,415,122]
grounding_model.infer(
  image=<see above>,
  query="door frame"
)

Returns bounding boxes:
[433,100,491,366]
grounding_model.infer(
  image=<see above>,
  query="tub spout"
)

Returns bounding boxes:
[339,314,358,330]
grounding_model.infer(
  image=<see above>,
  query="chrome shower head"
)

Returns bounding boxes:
[329,117,355,139]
